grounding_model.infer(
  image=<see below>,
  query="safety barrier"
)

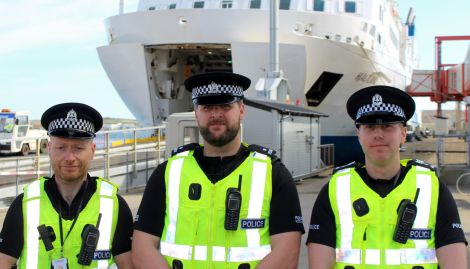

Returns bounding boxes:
[0,126,166,206]
[435,134,469,167]
[1,124,337,206]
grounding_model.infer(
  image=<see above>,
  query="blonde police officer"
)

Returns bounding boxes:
[307,86,467,269]
[0,103,135,269]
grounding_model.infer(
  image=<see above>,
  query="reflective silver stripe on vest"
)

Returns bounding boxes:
[213,246,226,261]
[246,152,268,248]
[336,173,354,248]
[228,245,271,262]
[413,171,432,249]
[194,245,207,260]
[386,249,402,265]
[160,242,272,262]
[336,248,437,265]
[336,248,361,264]
[25,180,41,269]
[160,241,192,260]
[365,249,380,265]
[165,152,188,243]
[385,249,437,264]
[97,181,115,269]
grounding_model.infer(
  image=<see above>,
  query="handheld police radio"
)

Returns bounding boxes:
[37,224,56,251]
[393,188,420,244]
[225,175,242,231]
[77,213,101,265]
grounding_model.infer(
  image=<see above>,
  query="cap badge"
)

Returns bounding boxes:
[208,82,219,94]
[66,109,78,122]
[372,94,382,107]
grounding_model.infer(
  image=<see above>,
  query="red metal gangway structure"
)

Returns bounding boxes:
[407,35,470,118]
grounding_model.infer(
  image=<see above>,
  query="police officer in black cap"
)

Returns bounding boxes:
[307,86,467,268]
[133,72,304,269]
[0,103,135,269]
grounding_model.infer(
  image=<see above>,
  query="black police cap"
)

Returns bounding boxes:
[41,103,103,138]
[184,72,251,105]
[346,85,415,126]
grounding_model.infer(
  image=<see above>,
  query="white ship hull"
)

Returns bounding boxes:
[97,1,415,164]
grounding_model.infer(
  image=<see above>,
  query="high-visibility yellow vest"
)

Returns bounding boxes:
[161,149,273,268]
[19,177,119,269]
[329,160,439,268]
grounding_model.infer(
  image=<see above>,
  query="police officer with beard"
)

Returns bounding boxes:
[132,72,305,269]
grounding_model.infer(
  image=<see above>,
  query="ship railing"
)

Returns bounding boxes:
[0,126,167,207]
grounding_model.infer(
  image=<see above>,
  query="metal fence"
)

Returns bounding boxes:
[1,124,338,206]
[434,134,470,195]
[403,134,470,195]
[402,134,468,167]
[435,134,469,167]
[0,126,166,206]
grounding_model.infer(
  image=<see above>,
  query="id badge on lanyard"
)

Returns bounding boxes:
[52,258,68,269]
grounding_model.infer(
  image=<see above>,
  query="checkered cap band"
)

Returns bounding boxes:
[48,118,95,135]
[356,102,405,120]
[191,83,244,100]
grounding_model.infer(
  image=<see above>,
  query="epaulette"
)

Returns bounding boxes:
[332,162,360,175]
[171,143,201,156]
[247,144,276,158]
[406,159,435,171]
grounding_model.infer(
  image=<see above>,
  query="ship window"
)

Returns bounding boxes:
[222,0,233,8]
[250,0,261,8]
[148,6,156,10]
[194,1,204,8]
[361,22,368,32]
[345,1,356,13]
[369,25,376,36]
[389,27,398,49]
[379,5,384,23]
[279,0,290,10]
[313,0,325,11]
[169,3,176,9]
[305,72,343,106]
[378,33,382,44]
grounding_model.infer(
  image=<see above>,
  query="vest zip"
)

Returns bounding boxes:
[380,201,386,266]
[209,185,216,268]
[361,226,367,266]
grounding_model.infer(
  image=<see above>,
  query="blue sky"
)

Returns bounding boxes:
[0,0,139,120]
[0,0,468,120]
[396,0,470,113]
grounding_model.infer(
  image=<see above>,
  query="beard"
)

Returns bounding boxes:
[51,162,89,184]
[199,118,240,147]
